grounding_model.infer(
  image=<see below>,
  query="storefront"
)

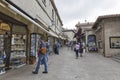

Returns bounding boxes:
[29,33,41,64]
[47,31,59,54]
[0,22,10,74]
[0,21,27,74]
[0,2,30,74]
[10,25,27,69]
[87,35,97,52]
[48,36,55,53]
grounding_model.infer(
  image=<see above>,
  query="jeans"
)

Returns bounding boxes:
[75,50,79,58]
[35,54,48,73]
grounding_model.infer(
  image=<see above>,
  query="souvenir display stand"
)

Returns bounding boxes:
[10,34,26,68]
[0,35,5,75]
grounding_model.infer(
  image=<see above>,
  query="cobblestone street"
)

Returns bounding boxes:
[0,47,120,80]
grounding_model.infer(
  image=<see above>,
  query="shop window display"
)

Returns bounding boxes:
[10,34,26,68]
[30,33,41,64]
[110,36,120,48]
[88,35,97,51]
[0,35,6,75]
[0,23,10,74]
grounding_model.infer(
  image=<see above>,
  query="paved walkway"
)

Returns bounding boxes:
[0,47,120,80]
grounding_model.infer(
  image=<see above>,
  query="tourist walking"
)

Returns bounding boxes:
[54,42,60,55]
[74,42,80,59]
[79,42,83,57]
[32,37,48,74]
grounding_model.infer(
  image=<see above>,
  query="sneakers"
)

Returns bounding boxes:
[42,71,48,74]
[32,71,38,74]
[32,71,48,74]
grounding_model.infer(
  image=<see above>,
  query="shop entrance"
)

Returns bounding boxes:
[88,35,97,52]
[10,25,27,69]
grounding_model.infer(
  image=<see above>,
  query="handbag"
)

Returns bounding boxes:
[41,47,46,54]
[38,47,46,55]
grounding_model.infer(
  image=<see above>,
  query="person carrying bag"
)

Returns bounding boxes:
[32,38,48,74]
[74,42,80,59]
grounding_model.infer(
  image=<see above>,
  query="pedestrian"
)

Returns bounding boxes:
[67,41,71,50]
[79,42,83,57]
[54,42,60,55]
[74,42,80,59]
[70,41,74,50]
[32,37,48,74]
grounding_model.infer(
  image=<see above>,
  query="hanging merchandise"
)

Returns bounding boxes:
[0,22,11,74]
[30,33,41,64]
[0,35,6,75]
[10,34,26,68]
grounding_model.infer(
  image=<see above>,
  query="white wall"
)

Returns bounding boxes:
[9,0,63,34]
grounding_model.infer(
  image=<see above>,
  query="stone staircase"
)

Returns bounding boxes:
[111,54,120,63]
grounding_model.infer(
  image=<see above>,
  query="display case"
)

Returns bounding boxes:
[0,35,6,75]
[30,33,41,64]
[10,34,26,68]
[88,35,97,51]
[30,33,41,57]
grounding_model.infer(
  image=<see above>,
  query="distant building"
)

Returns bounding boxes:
[63,29,76,42]
[93,14,120,57]
[75,22,95,52]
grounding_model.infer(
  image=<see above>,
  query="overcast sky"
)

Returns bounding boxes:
[54,0,120,29]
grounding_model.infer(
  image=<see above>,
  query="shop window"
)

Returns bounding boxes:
[0,35,6,75]
[30,33,41,64]
[10,34,26,68]
[30,33,41,57]
[88,35,97,51]
[110,36,120,48]
[0,23,10,74]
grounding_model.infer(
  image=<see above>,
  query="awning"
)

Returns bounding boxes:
[48,30,58,38]
[0,23,10,31]
[59,35,63,39]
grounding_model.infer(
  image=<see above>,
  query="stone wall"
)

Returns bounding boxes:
[104,18,120,57]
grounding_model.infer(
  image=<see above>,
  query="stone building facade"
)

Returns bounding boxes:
[75,22,95,52]
[0,0,64,74]
[93,14,120,57]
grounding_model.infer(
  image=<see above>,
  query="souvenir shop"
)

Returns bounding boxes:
[0,21,27,75]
